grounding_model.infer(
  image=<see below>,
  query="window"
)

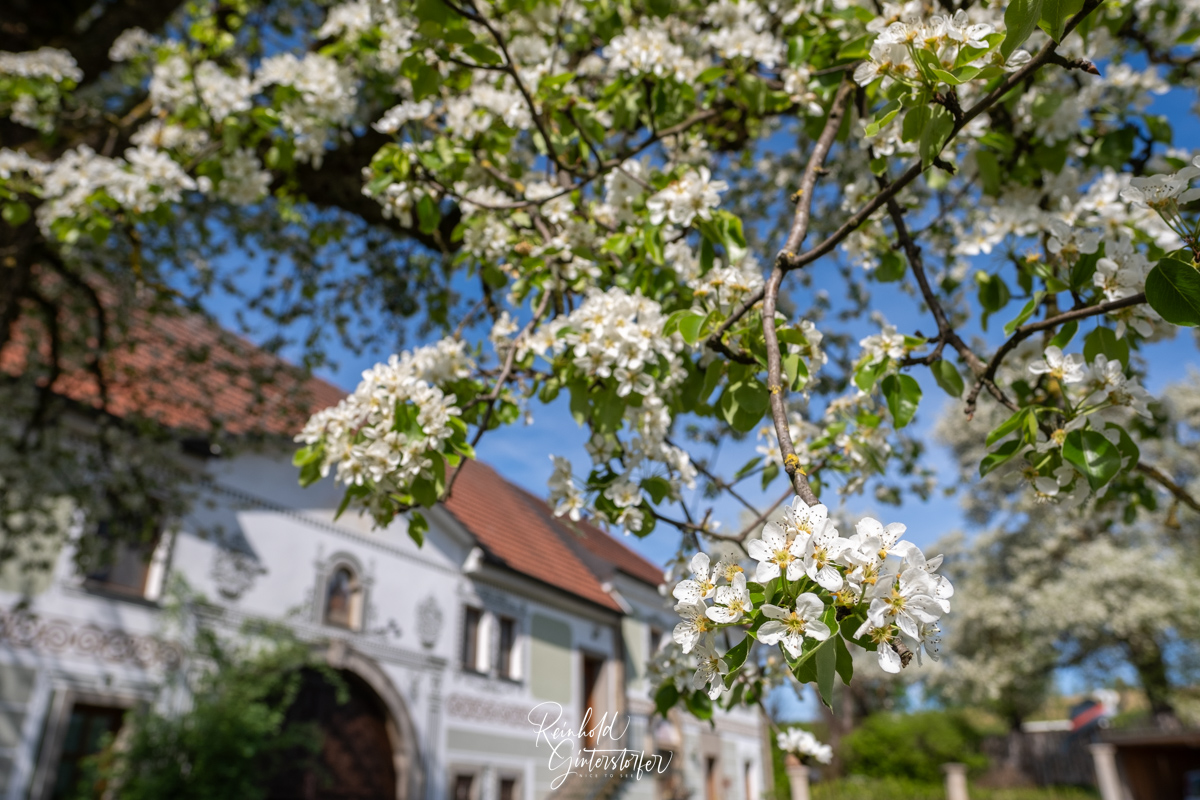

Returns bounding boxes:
[461,607,483,672]
[83,520,166,599]
[452,773,475,800]
[51,704,125,799]
[498,616,517,679]
[498,776,518,800]
[323,565,363,630]
[649,626,663,654]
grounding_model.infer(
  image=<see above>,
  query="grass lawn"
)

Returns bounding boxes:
[810,777,1100,800]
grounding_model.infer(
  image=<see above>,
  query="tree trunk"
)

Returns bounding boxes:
[1127,636,1180,730]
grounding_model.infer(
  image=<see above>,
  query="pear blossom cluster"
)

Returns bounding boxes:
[294,338,474,525]
[980,344,1154,505]
[146,49,357,165]
[0,47,83,131]
[853,9,1028,90]
[536,288,694,533]
[672,499,952,698]
[603,26,693,81]
[703,0,785,68]
[776,728,833,765]
[647,167,728,229]
[0,145,197,236]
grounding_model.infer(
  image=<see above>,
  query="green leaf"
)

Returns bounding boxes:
[1004,291,1045,336]
[1038,0,1084,41]
[977,271,1011,312]
[1002,0,1046,60]
[1,202,30,226]
[975,150,1002,196]
[834,635,854,686]
[640,476,672,504]
[463,43,503,65]
[539,71,575,90]
[700,361,724,403]
[1089,128,1137,169]
[980,439,1023,477]
[816,630,837,708]
[865,101,901,137]
[1083,326,1129,368]
[695,66,727,83]
[1070,249,1101,291]
[662,309,689,337]
[407,511,428,547]
[1145,258,1200,327]
[854,360,889,393]
[931,359,964,398]
[416,194,440,235]
[876,250,906,282]
[734,456,761,480]
[411,63,441,101]
[1048,320,1078,349]
[685,689,713,720]
[678,311,711,345]
[782,353,809,390]
[655,681,680,717]
[719,384,766,433]
[987,407,1032,447]
[881,374,921,429]
[761,461,779,490]
[722,635,752,688]
[1063,429,1122,491]
[919,105,955,168]
[901,105,930,144]
[414,0,450,25]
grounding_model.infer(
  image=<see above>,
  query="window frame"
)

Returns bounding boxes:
[29,686,145,800]
[461,606,485,674]
[497,772,521,800]
[322,563,364,631]
[79,518,172,602]
[449,769,479,800]
[496,615,519,682]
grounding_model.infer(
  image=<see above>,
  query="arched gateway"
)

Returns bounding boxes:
[268,647,424,800]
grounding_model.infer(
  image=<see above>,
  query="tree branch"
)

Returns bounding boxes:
[763,79,854,505]
[964,292,1146,416]
[1136,461,1200,515]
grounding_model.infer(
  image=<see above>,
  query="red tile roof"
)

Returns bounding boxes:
[443,460,665,611]
[2,306,343,437]
[5,300,663,609]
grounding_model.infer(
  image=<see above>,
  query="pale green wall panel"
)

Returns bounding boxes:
[530,613,572,705]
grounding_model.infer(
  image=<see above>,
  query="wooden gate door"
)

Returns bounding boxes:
[267,669,397,800]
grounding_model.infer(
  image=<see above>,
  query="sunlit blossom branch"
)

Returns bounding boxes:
[763,78,854,505]
[440,0,571,174]
[709,0,1107,344]
[964,292,1148,416]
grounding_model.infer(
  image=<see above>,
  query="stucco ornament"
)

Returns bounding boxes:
[416,595,443,650]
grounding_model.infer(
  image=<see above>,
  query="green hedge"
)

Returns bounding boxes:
[812,777,1098,800]
[840,711,988,783]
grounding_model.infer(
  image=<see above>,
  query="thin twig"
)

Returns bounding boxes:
[1136,461,1200,514]
[446,290,554,495]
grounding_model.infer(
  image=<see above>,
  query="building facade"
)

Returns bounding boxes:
[0,447,767,800]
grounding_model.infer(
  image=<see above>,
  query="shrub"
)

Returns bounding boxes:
[72,616,335,800]
[840,711,988,783]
